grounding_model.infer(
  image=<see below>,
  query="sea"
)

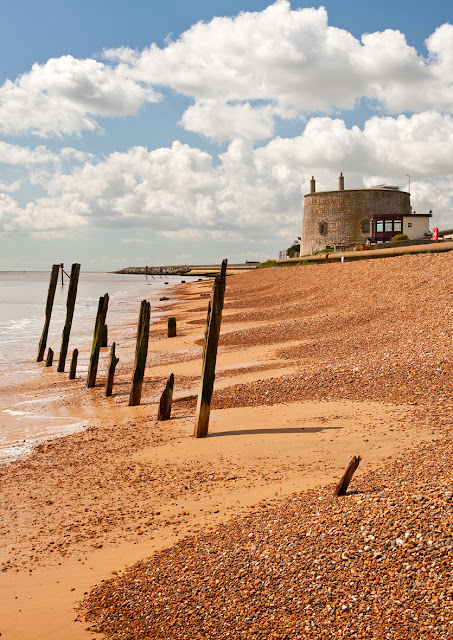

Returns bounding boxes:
[0,270,203,462]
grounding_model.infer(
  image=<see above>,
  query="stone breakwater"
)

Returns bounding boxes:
[80,252,453,639]
[115,266,191,275]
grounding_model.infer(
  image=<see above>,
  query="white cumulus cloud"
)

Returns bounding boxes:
[0,55,160,137]
[2,2,453,141]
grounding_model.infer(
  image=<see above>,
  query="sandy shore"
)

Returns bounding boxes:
[1,253,452,638]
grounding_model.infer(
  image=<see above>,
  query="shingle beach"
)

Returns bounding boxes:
[1,252,452,639]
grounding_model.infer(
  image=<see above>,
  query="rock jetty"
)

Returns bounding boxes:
[115,266,191,275]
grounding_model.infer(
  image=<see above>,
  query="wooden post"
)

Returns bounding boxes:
[37,264,60,362]
[87,294,109,388]
[128,300,150,406]
[158,373,174,420]
[194,259,227,438]
[105,342,119,397]
[167,317,176,338]
[334,455,362,496]
[93,297,108,347]
[101,324,108,347]
[69,349,78,379]
[45,348,54,367]
[57,263,81,372]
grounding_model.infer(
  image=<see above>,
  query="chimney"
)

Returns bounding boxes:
[310,176,316,193]
[339,172,344,191]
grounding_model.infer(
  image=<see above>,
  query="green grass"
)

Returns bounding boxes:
[257,259,277,268]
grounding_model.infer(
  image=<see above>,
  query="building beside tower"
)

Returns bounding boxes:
[300,174,432,255]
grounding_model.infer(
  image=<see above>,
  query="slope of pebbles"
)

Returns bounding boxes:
[82,253,453,639]
[82,439,453,639]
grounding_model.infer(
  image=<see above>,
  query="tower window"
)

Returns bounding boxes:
[361,220,370,233]
[319,222,328,235]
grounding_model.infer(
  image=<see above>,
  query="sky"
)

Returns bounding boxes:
[1,0,453,270]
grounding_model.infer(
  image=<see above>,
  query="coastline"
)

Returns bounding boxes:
[0,272,194,462]
[1,254,452,638]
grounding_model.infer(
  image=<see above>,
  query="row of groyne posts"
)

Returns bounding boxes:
[36,260,360,492]
[36,261,227,438]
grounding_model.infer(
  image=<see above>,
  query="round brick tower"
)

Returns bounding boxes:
[300,174,411,255]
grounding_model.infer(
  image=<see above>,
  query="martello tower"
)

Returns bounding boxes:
[300,174,411,255]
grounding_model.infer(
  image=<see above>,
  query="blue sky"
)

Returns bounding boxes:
[1,0,453,269]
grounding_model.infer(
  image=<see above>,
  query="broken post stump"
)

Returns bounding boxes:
[87,294,109,388]
[69,349,78,379]
[45,348,54,367]
[37,264,60,362]
[194,259,227,438]
[128,300,150,406]
[167,317,176,338]
[57,263,81,372]
[105,342,119,397]
[158,373,174,420]
[334,455,362,496]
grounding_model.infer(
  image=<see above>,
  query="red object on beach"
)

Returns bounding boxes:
[432,227,439,242]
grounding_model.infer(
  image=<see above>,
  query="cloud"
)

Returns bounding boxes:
[2,3,453,141]
[0,180,21,192]
[2,112,453,238]
[0,142,57,166]
[0,55,160,137]
[180,100,277,142]
[107,1,453,140]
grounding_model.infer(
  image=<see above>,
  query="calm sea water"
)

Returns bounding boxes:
[0,270,202,461]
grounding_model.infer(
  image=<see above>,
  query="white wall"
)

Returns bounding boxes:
[403,216,430,239]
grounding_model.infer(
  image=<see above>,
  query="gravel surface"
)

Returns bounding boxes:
[81,439,453,639]
[80,253,453,639]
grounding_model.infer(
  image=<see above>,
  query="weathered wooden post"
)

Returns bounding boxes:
[87,294,109,388]
[193,259,227,438]
[93,296,108,348]
[69,349,78,379]
[57,263,81,372]
[45,348,54,367]
[334,455,362,496]
[167,317,176,338]
[158,373,174,420]
[37,264,60,362]
[105,342,119,397]
[128,300,150,406]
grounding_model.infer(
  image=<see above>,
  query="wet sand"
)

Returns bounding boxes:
[0,254,450,639]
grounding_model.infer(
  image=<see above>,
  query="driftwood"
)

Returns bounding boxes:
[128,300,150,406]
[45,348,54,367]
[334,455,362,496]
[194,259,227,438]
[87,294,109,388]
[158,373,174,420]
[69,349,78,379]
[37,264,59,362]
[105,342,119,397]
[167,317,176,337]
[57,263,81,372]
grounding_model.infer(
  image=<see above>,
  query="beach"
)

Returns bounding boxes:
[1,253,452,639]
